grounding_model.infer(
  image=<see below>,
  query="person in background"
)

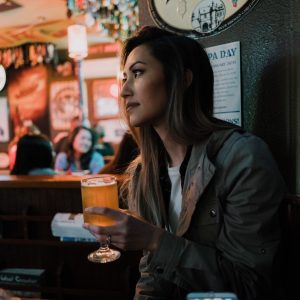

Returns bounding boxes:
[55,125,104,174]
[83,26,285,300]
[53,115,81,154]
[94,124,115,157]
[99,131,140,209]
[8,120,41,171]
[0,288,13,300]
[99,132,139,175]
[11,133,56,175]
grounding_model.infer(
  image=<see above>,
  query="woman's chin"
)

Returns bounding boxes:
[78,148,90,154]
[129,118,142,127]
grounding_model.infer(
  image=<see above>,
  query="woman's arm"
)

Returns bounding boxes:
[83,135,285,299]
[54,152,68,172]
[134,135,285,299]
[89,151,105,174]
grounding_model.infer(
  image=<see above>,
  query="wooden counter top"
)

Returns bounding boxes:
[0,175,83,189]
[0,174,126,189]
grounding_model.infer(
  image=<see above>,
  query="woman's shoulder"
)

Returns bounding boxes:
[54,152,68,168]
[223,130,270,155]
[209,128,266,150]
[91,150,104,160]
[202,128,274,165]
[213,129,279,171]
[55,152,67,159]
[88,151,105,174]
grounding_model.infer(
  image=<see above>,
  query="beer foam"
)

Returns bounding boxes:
[81,176,116,187]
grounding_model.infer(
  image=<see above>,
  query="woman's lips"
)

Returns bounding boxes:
[126,102,139,112]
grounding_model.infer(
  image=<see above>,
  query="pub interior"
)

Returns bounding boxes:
[0,0,299,299]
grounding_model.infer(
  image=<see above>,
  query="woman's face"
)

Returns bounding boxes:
[121,45,168,128]
[73,129,92,154]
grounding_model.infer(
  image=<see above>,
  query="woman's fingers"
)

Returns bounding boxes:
[82,207,163,251]
[83,222,122,235]
[85,207,127,221]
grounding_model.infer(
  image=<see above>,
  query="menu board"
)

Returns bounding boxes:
[206,41,241,126]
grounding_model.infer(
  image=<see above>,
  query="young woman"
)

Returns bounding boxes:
[83,27,285,299]
[55,126,104,174]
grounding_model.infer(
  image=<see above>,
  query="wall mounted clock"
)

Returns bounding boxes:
[148,0,260,37]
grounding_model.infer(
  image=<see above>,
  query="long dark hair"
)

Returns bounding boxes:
[121,26,235,225]
[63,126,97,170]
[11,134,54,175]
[100,132,139,175]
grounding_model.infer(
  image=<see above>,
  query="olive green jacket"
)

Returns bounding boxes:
[134,129,285,300]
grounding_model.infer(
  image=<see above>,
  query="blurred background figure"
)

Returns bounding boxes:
[94,124,114,157]
[100,132,139,209]
[8,119,41,171]
[0,288,13,300]
[10,133,56,175]
[53,115,81,154]
[100,132,139,175]
[55,126,104,174]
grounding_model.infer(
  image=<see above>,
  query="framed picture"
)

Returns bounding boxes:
[87,77,120,123]
[7,65,49,134]
[49,80,80,131]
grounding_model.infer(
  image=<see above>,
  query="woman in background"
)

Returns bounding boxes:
[8,120,41,171]
[55,126,104,174]
[94,124,115,157]
[11,133,55,175]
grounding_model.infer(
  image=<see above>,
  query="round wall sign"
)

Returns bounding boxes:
[0,65,6,91]
[148,0,260,38]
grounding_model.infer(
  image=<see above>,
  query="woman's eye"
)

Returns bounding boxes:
[133,69,143,78]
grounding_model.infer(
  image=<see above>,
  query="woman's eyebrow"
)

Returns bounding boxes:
[123,61,147,77]
[129,61,147,70]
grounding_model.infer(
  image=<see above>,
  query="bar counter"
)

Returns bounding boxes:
[0,175,81,188]
[0,174,126,189]
[0,174,140,299]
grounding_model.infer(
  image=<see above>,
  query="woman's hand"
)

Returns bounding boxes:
[82,207,164,252]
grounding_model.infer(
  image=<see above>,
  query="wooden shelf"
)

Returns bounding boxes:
[0,282,125,298]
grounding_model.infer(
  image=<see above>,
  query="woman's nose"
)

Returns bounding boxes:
[120,79,132,98]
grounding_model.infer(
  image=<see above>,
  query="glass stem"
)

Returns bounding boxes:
[99,242,109,250]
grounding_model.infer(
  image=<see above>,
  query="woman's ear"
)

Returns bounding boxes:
[185,69,193,89]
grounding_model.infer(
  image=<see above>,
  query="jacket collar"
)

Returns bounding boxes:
[177,128,243,236]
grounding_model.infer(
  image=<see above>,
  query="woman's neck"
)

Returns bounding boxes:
[154,126,187,167]
[165,141,187,168]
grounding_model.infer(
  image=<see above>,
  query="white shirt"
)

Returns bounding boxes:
[167,165,182,233]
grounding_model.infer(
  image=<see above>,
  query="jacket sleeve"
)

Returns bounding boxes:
[134,134,285,300]
[135,253,178,300]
